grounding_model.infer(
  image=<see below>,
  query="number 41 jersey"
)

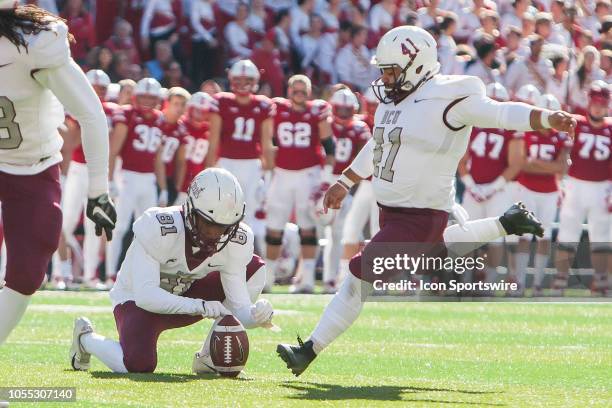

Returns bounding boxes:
[0,21,70,173]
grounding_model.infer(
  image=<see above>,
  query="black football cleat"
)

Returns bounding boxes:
[276,336,317,377]
[499,202,545,237]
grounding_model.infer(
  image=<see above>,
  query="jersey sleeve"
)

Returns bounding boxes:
[132,208,180,264]
[26,20,71,70]
[219,224,258,328]
[259,97,276,120]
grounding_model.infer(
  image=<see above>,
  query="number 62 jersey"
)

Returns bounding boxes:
[110,206,260,319]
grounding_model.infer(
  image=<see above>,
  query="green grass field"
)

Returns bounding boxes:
[0,290,611,407]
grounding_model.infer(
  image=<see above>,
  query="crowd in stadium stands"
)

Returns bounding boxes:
[24,0,611,108]
[8,0,609,296]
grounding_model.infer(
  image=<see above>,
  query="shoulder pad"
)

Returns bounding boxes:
[26,20,71,70]
[418,75,486,100]
[222,222,254,260]
[257,95,272,109]
[272,97,289,107]
[132,207,184,263]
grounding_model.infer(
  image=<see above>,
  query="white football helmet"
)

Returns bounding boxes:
[330,88,360,110]
[188,91,218,112]
[514,84,541,105]
[105,83,120,102]
[486,82,509,102]
[228,59,260,95]
[184,168,245,256]
[134,77,163,97]
[371,25,440,103]
[86,70,111,88]
[535,94,561,111]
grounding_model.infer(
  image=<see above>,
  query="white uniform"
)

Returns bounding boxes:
[110,206,265,328]
[0,20,108,195]
[350,75,536,211]
[342,180,380,245]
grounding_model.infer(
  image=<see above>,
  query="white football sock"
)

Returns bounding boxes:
[515,251,530,287]
[0,287,31,345]
[337,259,350,287]
[323,226,342,284]
[80,332,127,373]
[485,266,497,283]
[533,254,548,288]
[264,259,276,289]
[444,218,506,256]
[309,274,372,354]
[300,258,316,288]
[60,259,73,280]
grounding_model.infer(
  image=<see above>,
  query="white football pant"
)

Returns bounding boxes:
[218,158,261,228]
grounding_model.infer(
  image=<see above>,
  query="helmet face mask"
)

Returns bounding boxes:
[588,81,610,122]
[230,76,257,95]
[135,94,160,111]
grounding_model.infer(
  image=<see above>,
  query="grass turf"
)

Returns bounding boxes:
[0,290,610,407]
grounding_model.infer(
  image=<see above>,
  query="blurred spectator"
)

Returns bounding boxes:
[144,40,175,81]
[290,0,315,55]
[505,34,553,95]
[469,9,501,48]
[264,0,293,13]
[457,0,493,41]
[301,14,325,71]
[61,0,96,65]
[438,13,458,75]
[200,79,222,95]
[247,0,272,42]
[319,0,341,32]
[224,2,253,64]
[162,61,192,90]
[127,64,143,82]
[546,53,569,107]
[335,25,378,92]
[521,12,536,38]
[268,10,292,72]
[87,46,114,73]
[601,49,612,82]
[501,0,532,33]
[191,0,220,85]
[568,45,605,113]
[104,19,141,65]
[499,26,529,68]
[466,34,502,84]
[315,21,352,85]
[599,16,612,49]
[22,0,58,13]
[581,0,610,42]
[369,0,396,39]
[140,0,184,56]
[550,0,565,24]
[535,12,565,45]
[110,53,132,83]
[418,0,445,29]
[117,79,136,106]
[252,34,285,97]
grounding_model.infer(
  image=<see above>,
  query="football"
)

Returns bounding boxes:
[209,315,249,377]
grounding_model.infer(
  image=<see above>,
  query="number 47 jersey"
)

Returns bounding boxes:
[468,128,521,184]
[0,21,70,173]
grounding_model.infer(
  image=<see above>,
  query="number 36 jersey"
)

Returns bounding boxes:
[0,21,70,171]
[110,206,256,313]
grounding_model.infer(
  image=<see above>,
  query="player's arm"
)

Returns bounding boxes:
[34,60,109,197]
[319,118,336,182]
[447,88,577,134]
[109,123,128,181]
[154,148,168,206]
[205,112,221,168]
[127,240,207,315]
[522,147,569,174]
[173,144,187,197]
[502,138,526,181]
[59,117,81,174]
[260,117,275,170]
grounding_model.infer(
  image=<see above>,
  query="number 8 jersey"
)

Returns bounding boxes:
[215,92,275,159]
[0,21,70,171]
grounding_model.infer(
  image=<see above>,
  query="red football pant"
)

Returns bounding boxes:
[113,255,264,373]
[0,165,62,295]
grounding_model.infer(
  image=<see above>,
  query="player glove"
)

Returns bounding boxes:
[86,193,117,240]
[201,301,230,319]
[251,299,274,325]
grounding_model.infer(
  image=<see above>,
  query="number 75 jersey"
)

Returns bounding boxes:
[567,116,611,182]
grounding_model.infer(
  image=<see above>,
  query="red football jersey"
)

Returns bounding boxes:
[273,98,331,170]
[160,118,189,177]
[567,116,611,182]
[71,101,119,164]
[112,106,164,174]
[467,128,519,184]
[518,130,570,193]
[215,92,275,160]
[332,119,371,175]
[181,118,210,192]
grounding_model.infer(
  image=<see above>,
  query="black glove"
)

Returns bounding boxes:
[86,193,117,240]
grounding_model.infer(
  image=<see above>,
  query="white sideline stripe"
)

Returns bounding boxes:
[28,304,303,315]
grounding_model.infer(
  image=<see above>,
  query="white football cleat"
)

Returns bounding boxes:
[69,316,93,371]
[192,351,217,374]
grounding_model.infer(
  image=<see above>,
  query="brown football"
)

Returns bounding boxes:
[209,315,249,377]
